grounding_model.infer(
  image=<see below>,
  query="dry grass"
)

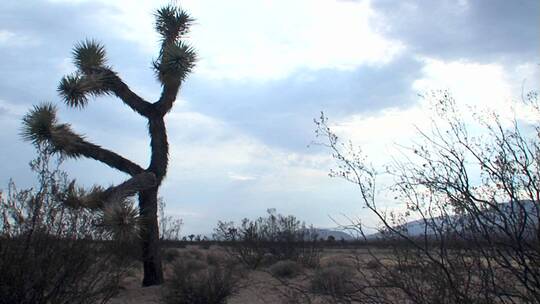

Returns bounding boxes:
[108,247,391,304]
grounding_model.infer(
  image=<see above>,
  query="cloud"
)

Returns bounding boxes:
[1,0,538,235]
[182,55,423,151]
[370,0,540,63]
[228,173,257,182]
[53,0,403,80]
[0,30,39,47]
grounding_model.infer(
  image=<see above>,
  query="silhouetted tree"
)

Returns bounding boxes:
[21,5,196,286]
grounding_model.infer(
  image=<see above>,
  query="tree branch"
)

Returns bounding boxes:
[49,124,144,176]
[104,69,154,117]
[64,172,157,209]
[58,68,153,117]
[22,104,144,176]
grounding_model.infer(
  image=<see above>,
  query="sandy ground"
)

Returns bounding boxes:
[109,266,299,304]
[109,246,374,304]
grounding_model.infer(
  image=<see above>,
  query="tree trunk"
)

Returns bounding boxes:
[139,187,163,286]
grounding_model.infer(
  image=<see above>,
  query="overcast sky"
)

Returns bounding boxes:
[1,0,539,235]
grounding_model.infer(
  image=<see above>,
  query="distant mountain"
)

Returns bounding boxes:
[367,200,539,239]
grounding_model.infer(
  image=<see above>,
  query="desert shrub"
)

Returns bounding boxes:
[206,250,233,267]
[364,259,380,270]
[162,259,239,304]
[313,90,540,303]
[159,198,183,241]
[320,256,356,269]
[0,232,126,304]
[185,247,204,259]
[269,260,303,278]
[199,242,211,250]
[0,144,131,304]
[310,266,356,298]
[163,248,181,263]
[213,209,322,269]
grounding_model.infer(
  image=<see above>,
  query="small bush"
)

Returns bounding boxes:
[162,259,239,304]
[185,247,204,260]
[0,145,131,304]
[311,266,355,297]
[163,248,181,263]
[0,233,126,304]
[199,242,211,250]
[213,209,322,269]
[206,250,232,267]
[269,260,303,278]
[365,259,380,270]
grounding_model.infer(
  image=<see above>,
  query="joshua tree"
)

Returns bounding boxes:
[21,5,196,286]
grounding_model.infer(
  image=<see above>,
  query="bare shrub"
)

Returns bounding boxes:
[162,248,181,263]
[162,258,240,304]
[159,198,183,241]
[310,266,356,298]
[0,144,131,304]
[311,89,540,303]
[364,259,380,270]
[269,260,304,278]
[206,250,234,267]
[213,209,322,269]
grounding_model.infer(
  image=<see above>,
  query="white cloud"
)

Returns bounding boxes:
[323,58,540,216]
[61,0,403,80]
[228,172,257,181]
[331,58,539,162]
[413,58,540,125]
[0,30,39,47]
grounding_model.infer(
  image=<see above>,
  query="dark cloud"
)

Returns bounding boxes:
[183,55,423,151]
[371,0,540,63]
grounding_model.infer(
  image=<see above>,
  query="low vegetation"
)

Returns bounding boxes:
[269,260,304,278]
[213,209,322,269]
[161,248,242,304]
[0,144,132,304]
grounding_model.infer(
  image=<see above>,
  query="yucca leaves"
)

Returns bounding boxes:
[102,200,141,240]
[21,103,58,145]
[62,180,142,240]
[21,103,86,156]
[154,5,196,85]
[72,39,107,73]
[58,72,112,108]
[62,181,106,210]
[155,5,193,43]
[58,74,89,108]
[153,41,196,84]
[60,40,112,109]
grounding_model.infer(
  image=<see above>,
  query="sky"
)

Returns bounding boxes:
[0,0,539,235]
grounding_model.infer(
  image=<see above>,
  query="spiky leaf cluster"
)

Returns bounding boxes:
[102,200,141,240]
[58,72,113,108]
[153,5,196,84]
[155,5,193,44]
[62,181,107,209]
[21,103,86,157]
[56,40,115,109]
[21,103,58,145]
[153,41,196,84]
[72,39,107,73]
